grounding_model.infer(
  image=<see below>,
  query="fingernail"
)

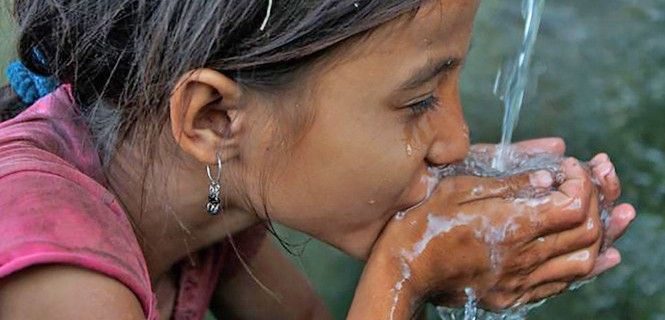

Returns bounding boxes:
[590,153,609,166]
[531,170,554,188]
[606,248,621,263]
[563,157,577,168]
[619,208,635,221]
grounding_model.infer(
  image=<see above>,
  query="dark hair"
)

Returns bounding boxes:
[6,0,427,253]
[10,0,424,162]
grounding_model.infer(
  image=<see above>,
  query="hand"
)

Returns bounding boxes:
[347,138,635,320]
[368,156,602,314]
[473,138,634,279]
[585,152,634,277]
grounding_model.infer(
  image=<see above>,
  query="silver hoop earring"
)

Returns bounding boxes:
[206,154,223,216]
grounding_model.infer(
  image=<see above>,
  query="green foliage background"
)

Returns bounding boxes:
[1,1,663,319]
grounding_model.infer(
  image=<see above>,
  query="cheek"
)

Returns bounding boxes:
[263,117,422,235]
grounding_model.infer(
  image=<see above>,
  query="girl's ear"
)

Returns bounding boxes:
[169,69,244,165]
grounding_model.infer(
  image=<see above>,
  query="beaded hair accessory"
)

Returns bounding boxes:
[5,48,58,105]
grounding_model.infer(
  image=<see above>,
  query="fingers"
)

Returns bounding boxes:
[525,191,592,237]
[482,280,567,310]
[584,247,621,279]
[453,172,591,240]
[513,138,566,156]
[478,159,597,239]
[523,243,600,289]
[450,170,554,204]
[517,282,568,306]
[510,249,619,307]
[589,153,621,203]
[514,161,601,284]
[605,203,636,241]
[588,152,608,167]
[558,158,593,202]
[502,185,595,241]
[506,215,601,273]
[471,138,566,156]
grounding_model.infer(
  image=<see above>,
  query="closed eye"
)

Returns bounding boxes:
[405,95,441,116]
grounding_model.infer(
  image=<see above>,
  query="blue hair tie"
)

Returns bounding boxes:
[5,60,59,105]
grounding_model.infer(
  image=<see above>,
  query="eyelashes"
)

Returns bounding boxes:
[406,95,441,116]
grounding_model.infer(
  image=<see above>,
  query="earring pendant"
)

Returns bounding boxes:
[206,154,223,216]
[207,182,222,215]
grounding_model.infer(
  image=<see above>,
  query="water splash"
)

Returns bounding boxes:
[434,148,613,320]
[437,148,564,182]
[492,0,546,171]
[443,2,549,315]
[437,298,547,320]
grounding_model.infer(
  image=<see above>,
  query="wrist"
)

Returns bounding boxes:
[348,249,423,320]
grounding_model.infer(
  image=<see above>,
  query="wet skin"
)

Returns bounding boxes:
[253,1,478,260]
[0,1,635,319]
[104,0,635,319]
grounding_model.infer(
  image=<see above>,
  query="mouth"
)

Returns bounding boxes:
[394,166,447,215]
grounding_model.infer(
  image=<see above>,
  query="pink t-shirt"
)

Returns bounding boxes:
[0,86,264,319]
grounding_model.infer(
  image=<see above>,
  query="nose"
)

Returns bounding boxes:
[425,101,470,167]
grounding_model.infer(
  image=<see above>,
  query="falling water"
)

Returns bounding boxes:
[438,1,551,319]
[434,1,617,319]
[492,0,546,171]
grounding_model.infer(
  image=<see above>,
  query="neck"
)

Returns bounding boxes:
[105,143,258,282]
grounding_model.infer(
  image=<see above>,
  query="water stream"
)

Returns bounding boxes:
[433,1,617,319]
[492,0,546,171]
[439,0,552,319]
[434,151,561,320]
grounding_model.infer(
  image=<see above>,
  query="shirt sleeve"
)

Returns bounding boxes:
[0,169,156,318]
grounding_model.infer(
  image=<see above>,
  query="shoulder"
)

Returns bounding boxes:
[0,85,106,183]
[0,169,155,319]
[0,265,145,320]
[0,168,125,238]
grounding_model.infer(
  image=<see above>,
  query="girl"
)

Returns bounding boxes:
[0,1,634,319]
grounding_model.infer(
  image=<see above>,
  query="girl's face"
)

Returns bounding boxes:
[247,0,479,259]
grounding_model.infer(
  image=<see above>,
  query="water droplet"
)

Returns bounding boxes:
[462,123,470,139]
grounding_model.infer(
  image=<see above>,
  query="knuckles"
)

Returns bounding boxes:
[566,196,590,225]
[395,155,611,308]
[577,258,596,278]
[513,247,549,272]
[497,276,526,293]
[581,218,603,246]
[583,259,596,276]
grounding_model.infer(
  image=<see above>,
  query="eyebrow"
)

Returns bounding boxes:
[399,56,462,91]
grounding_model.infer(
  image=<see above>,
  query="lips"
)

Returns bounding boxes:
[394,166,441,213]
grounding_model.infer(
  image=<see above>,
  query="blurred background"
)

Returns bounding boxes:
[1,0,663,319]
